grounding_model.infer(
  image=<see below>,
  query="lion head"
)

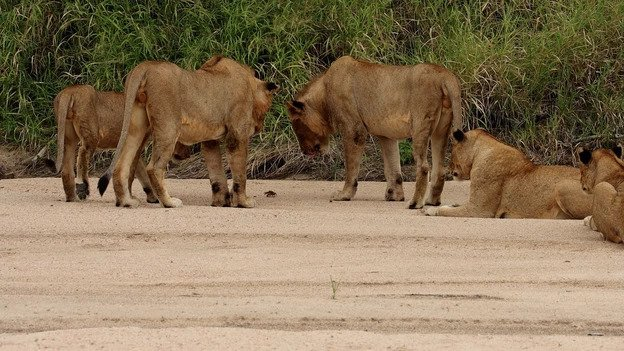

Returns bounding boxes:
[449,129,473,180]
[252,78,279,134]
[578,146,624,193]
[287,99,331,157]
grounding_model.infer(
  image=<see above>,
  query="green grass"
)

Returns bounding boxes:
[2,0,623,177]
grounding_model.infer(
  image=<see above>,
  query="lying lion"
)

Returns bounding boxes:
[425,129,591,218]
[54,85,189,202]
[287,56,463,208]
[98,56,278,208]
[578,146,624,243]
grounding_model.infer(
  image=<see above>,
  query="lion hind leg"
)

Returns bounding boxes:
[426,133,449,206]
[61,126,79,202]
[378,136,404,201]
[147,135,181,208]
[554,180,592,219]
[202,140,230,207]
[134,158,158,203]
[225,133,254,208]
[75,144,94,200]
[408,118,433,209]
[112,106,148,208]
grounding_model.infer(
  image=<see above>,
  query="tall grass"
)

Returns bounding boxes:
[2,0,623,177]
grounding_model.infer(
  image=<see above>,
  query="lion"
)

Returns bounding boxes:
[578,146,624,243]
[425,129,592,218]
[54,85,190,202]
[287,56,463,208]
[97,56,278,208]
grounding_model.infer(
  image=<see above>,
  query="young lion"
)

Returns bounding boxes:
[98,56,278,208]
[55,85,189,202]
[425,129,591,218]
[287,56,463,208]
[578,146,624,243]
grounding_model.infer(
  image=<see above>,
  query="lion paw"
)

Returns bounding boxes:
[162,197,183,208]
[120,197,141,208]
[232,195,255,208]
[76,182,90,200]
[424,206,439,216]
[385,188,405,201]
[583,215,598,231]
[330,191,353,202]
[408,201,424,210]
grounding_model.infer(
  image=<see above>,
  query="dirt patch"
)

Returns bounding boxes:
[1,178,623,348]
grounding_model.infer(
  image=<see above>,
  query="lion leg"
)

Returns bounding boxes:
[584,216,598,231]
[146,138,181,208]
[135,156,159,204]
[332,130,366,202]
[426,134,448,206]
[61,128,79,202]
[425,203,492,217]
[75,144,94,200]
[378,136,404,201]
[112,106,148,208]
[225,133,254,208]
[408,122,432,209]
[554,180,593,219]
[202,140,230,207]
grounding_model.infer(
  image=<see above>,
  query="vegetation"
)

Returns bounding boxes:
[2,0,623,178]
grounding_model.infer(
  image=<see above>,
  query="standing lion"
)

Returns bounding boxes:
[54,85,189,203]
[98,56,278,208]
[287,56,462,208]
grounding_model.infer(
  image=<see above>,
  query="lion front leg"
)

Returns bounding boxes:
[378,136,405,201]
[332,130,366,202]
[202,140,230,207]
[225,133,254,208]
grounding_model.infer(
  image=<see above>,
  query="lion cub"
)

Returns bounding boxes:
[55,85,189,202]
[578,146,624,244]
[425,129,591,218]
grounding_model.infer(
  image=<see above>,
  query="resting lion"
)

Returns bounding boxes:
[98,56,278,208]
[425,129,591,218]
[578,146,624,243]
[287,56,463,208]
[54,85,189,202]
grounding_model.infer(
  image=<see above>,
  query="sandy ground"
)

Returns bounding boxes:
[0,177,623,350]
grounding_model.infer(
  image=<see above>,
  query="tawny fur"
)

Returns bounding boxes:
[287,56,463,208]
[426,129,592,219]
[102,56,277,208]
[579,148,624,244]
[54,85,164,203]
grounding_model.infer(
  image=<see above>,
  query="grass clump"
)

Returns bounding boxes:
[2,1,623,178]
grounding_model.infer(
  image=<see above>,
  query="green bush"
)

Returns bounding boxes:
[2,0,623,172]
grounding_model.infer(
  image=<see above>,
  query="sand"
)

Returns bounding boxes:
[0,178,622,350]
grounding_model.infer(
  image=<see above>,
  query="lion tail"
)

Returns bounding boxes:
[444,75,463,133]
[98,65,147,196]
[54,91,74,173]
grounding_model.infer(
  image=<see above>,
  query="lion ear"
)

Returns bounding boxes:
[452,129,465,142]
[287,100,305,116]
[577,147,592,165]
[612,144,623,159]
[200,55,224,70]
[266,82,279,93]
